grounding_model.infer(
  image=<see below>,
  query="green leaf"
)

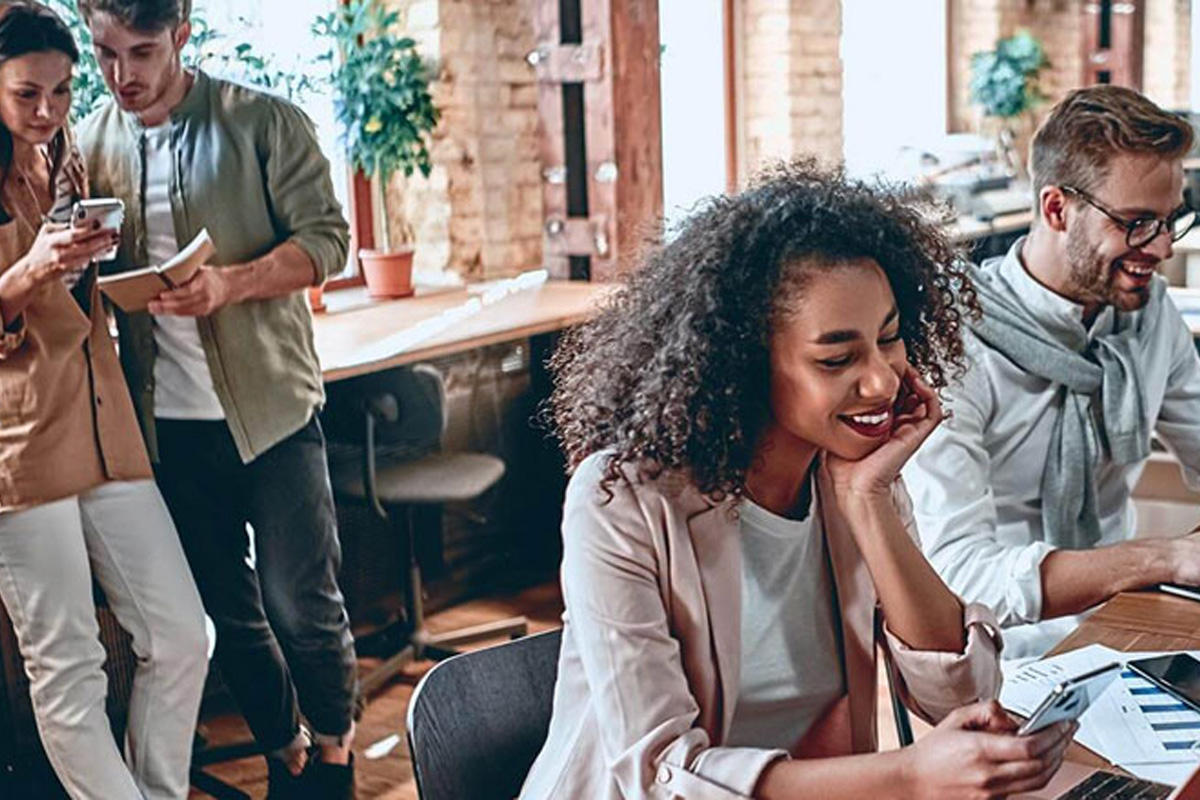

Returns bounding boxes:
[312,0,440,182]
[969,30,1047,119]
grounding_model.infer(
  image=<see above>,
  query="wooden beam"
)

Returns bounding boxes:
[607,0,663,278]
[530,0,663,282]
[531,0,570,278]
[723,0,738,193]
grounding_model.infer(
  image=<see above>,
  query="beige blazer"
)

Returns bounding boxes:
[520,450,1003,800]
[0,139,151,512]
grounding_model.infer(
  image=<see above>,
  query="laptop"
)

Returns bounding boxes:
[1017,761,1200,799]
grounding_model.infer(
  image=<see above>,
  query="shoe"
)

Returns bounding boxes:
[299,753,356,800]
[266,756,305,800]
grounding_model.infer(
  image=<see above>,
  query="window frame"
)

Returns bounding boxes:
[323,0,370,290]
[324,169,371,290]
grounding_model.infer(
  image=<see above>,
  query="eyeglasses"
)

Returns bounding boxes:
[1061,185,1198,249]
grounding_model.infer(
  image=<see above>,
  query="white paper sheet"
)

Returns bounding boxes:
[1001,645,1200,784]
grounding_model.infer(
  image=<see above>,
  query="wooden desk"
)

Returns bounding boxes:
[1047,591,1200,769]
[313,279,613,382]
[1051,592,1200,656]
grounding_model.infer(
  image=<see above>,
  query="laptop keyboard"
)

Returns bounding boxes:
[1056,771,1174,799]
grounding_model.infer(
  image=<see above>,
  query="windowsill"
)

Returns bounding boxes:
[319,283,462,315]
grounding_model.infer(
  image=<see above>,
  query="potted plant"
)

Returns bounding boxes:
[969,30,1048,178]
[315,0,440,299]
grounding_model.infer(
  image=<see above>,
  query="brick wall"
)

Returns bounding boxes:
[737,0,842,183]
[948,0,1190,137]
[948,0,1011,134]
[385,0,543,281]
[1143,0,1192,111]
[379,0,1190,281]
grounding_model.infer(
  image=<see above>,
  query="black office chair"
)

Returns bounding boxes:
[326,363,527,696]
[406,627,562,800]
[884,652,915,747]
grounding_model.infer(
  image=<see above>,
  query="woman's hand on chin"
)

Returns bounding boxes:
[825,365,943,499]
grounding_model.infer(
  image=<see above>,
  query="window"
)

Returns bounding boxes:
[659,0,728,230]
[841,0,947,180]
[1193,0,1200,109]
[192,0,358,279]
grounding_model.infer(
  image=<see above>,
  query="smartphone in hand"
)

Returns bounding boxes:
[1016,661,1121,736]
[72,198,124,261]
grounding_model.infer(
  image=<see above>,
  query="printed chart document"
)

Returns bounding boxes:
[97,229,215,312]
[1002,644,1200,786]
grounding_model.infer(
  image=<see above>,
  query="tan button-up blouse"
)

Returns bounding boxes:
[0,139,151,512]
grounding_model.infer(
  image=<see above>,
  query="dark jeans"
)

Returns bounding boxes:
[155,415,358,751]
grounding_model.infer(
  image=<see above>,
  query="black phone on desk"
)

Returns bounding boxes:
[1159,583,1200,603]
[1127,653,1200,714]
[1016,661,1121,736]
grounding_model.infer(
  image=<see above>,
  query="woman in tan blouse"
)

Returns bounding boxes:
[0,5,206,799]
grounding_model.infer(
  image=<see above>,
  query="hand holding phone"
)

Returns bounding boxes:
[1016,661,1120,736]
[72,198,124,261]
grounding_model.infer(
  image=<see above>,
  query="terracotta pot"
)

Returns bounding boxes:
[359,246,415,299]
[307,284,326,313]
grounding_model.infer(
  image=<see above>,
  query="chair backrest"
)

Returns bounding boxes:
[406,628,562,800]
[323,363,446,457]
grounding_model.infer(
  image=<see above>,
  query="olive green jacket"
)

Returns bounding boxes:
[77,70,349,463]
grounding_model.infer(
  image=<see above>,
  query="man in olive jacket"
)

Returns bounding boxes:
[77,1,358,796]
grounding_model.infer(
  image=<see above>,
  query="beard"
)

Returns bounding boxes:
[1064,225,1154,313]
[117,58,183,113]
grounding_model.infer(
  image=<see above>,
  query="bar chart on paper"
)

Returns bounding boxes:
[1001,644,1200,782]
[1115,668,1200,757]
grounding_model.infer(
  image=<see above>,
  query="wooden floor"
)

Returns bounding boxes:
[187,580,919,799]
[187,581,566,800]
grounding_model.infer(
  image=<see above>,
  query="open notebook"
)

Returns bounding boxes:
[97,229,215,312]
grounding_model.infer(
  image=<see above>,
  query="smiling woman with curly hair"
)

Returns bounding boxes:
[551,159,975,500]
[521,161,1074,800]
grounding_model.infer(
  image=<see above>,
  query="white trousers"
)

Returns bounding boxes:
[0,480,208,800]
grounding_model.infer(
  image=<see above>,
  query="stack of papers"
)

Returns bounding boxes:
[1001,644,1200,786]
[350,269,549,368]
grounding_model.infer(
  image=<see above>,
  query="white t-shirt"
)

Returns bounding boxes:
[725,494,845,750]
[146,123,224,420]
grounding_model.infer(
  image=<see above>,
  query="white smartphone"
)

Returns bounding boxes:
[72,198,124,261]
[1016,661,1121,736]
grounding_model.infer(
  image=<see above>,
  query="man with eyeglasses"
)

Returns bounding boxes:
[903,85,1200,658]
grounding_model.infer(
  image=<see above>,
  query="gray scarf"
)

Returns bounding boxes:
[968,246,1160,548]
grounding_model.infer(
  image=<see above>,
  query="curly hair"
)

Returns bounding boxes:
[548,159,979,500]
